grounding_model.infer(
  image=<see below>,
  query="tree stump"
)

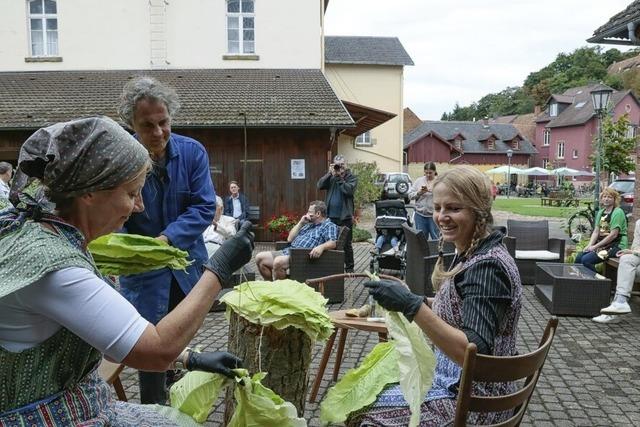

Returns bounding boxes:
[223,311,312,422]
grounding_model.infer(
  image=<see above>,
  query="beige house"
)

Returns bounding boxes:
[324,36,414,173]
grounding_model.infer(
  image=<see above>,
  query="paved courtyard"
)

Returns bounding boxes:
[118,241,640,426]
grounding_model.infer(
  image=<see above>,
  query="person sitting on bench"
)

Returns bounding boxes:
[593,219,640,324]
[575,188,628,272]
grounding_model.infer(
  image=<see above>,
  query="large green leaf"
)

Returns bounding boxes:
[319,341,399,426]
[220,280,334,341]
[228,369,307,427]
[386,312,435,427]
[169,371,230,423]
[88,233,192,275]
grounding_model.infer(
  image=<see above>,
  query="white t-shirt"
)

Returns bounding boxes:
[0,267,148,362]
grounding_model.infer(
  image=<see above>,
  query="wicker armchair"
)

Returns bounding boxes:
[402,223,455,297]
[275,226,347,303]
[507,219,565,285]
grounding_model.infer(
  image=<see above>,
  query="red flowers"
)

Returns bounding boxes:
[266,213,298,240]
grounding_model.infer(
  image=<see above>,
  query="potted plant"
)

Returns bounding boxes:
[265,213,298,241]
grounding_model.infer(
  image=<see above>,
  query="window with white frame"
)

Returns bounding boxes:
[542,158,549,169]
[557,141,565,159]
[626,125,637,139]
[543,129,550,146]
[487,139,495,150]
[572,149,578,159]
[355,131,372,147]
[549,103,558,117]
[28,0,58,57]
[227,0,255,54]
[511,139,519,150]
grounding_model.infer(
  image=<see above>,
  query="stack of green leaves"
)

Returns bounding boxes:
[228,369,307,427]
[220,279,334,341]
[88,233,192,276]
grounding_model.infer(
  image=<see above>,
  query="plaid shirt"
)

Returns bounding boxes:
[284,219,338,255]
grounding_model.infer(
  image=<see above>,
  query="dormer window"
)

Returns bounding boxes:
[487,139,495,150]
[549,103,558,117]
[454,138,462,150]
[511,139,520,150]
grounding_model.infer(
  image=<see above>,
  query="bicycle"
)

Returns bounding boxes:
[567,201,594,243]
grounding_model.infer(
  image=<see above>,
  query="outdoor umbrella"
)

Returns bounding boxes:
[484,165,523,174]
[551,167,595,177]
[520,167,551,176]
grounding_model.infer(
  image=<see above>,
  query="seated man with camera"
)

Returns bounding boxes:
[255,201,339,280]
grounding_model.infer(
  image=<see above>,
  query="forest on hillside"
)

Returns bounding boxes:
[441,46,640,121]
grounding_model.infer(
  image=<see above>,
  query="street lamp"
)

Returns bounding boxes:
[590,83,613,212]
[506,149,513,199]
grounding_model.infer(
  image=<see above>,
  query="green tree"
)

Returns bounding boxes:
[591,114,636,184]
[349,161,380,209]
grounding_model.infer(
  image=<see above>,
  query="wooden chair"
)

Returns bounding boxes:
[453,317,559,427]
[98,358,127,401]
[306,272,405,403]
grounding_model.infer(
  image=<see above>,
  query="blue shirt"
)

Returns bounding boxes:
[120,133,216,324]
[284,219,338,255]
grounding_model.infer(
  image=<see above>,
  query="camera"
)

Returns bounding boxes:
[333,164,342,171]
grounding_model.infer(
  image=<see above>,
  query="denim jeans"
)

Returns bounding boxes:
[414,213,440,240]
[575,246,619,272]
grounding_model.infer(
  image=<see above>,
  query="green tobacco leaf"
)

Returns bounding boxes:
[220,280,334,341]
[228,370,306,427]
[386,312,435,427]
[320,341,399,426]
[88,233,192,275]
[169,371,231,423]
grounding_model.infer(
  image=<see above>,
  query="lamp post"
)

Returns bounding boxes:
[590,84,613,212]
[506,149,513,199]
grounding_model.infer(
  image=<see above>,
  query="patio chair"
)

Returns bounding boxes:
[275,226,347,303]
[306,272,404,403]
[507,219,565,285]
[402,223,455,297]
[98,358,127,401]
[453,317,559,427]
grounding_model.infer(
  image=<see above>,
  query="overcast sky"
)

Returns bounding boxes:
[324,0,635,120]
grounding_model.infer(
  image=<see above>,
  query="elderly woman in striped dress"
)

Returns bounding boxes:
[352,165,523,426]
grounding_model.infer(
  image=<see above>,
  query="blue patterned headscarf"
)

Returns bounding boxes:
[14,116,149,197]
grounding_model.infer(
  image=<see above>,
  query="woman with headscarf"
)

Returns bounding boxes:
[0,117,254,425]
[349,165,522,426]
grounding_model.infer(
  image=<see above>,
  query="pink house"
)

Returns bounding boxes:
[535,84,640,179]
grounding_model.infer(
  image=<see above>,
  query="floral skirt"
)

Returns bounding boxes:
[0,368,198,427]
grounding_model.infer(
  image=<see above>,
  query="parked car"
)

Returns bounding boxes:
[608,177,635,215]
[375,172,412,203]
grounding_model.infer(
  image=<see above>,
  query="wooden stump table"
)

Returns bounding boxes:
[224,311,312,421]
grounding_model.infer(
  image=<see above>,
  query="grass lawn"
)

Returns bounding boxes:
[492,197,589,218]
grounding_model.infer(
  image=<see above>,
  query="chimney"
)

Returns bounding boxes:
[534,105,541,115]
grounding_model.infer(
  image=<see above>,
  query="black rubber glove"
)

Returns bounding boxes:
[363,280,424,322]
[186,351,243,379]
[204,221,255,287]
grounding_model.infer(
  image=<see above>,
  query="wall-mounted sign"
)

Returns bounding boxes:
[291,159,305,179]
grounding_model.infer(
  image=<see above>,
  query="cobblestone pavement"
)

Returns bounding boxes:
[118,240,640,426]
